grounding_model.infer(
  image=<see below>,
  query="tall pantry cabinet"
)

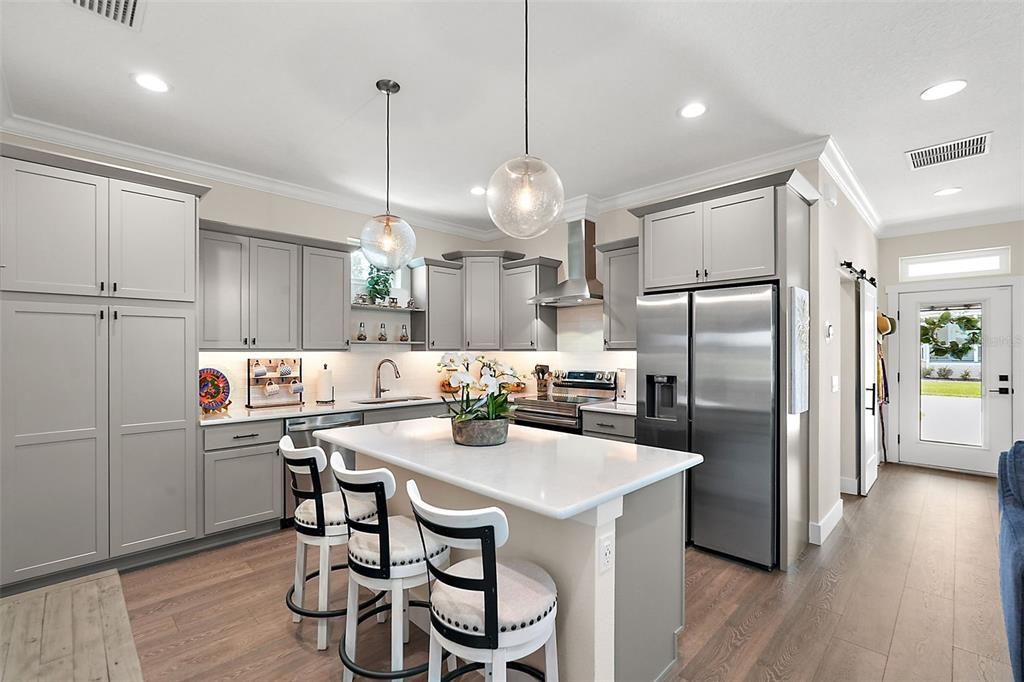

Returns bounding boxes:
[0,151,208,586]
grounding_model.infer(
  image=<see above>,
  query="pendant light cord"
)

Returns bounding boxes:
[385,90,391,214]
[524,0,529,156]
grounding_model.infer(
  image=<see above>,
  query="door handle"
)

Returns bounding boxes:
[989,387,1011,395]
[866,384,876,415]
[232,433,261,440]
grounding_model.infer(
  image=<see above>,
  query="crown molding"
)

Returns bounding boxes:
[561,194,602,223]
[0,113,495,242]
[819,138,881,233]
[578,136,831,216]
[878,207,1024,239]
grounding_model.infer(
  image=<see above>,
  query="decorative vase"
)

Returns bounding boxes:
[451,418,509,447]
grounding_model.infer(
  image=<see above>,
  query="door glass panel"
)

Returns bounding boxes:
[918,304,982,446]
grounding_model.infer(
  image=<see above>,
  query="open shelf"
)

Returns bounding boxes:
[351,303,425,313]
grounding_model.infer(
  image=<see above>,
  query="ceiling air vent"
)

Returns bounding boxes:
[71,0,145,30]
[906,133,991,170]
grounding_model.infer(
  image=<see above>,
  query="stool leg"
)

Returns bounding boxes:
[378,590,389,623]
[343,576,358,682]
[427,631,442,682]
[491,650,507,682]
[390,587,403,671]
[316,543,330,650]
[292,537,306,623]
[544,626,559,682]
[484,663,493,678]
[402,590,410,644]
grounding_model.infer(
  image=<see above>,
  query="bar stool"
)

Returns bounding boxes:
[331,454,451,681]
[407,480,559,682]
[279,436,379,650]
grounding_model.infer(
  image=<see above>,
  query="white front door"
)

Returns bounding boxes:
[898,286,1013,474]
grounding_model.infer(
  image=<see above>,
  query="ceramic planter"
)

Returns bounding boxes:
[451,417,509,447]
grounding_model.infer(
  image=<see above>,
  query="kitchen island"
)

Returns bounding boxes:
[314,417,702,681]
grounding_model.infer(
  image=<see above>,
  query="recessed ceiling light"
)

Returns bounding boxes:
[679,102,707,118]
[134,73,169,93]
[920,80,966,101]
[470,186,486,196]
[933,187,963,197]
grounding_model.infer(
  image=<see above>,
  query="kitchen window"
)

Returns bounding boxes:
[899,246,1011,282]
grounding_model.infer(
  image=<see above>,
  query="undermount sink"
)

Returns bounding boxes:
[352,395,433,405]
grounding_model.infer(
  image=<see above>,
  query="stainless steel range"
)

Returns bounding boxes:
[511,370,616,433]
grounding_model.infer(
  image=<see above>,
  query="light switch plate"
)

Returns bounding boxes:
[831,376,840,393]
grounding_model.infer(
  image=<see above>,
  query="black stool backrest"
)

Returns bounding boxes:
[406,479,510,650]
[278,435,329,537]
[330,452,395,580]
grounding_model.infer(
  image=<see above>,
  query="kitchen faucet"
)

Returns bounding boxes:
[373,358,401,398]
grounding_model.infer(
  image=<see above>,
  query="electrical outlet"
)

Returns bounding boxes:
[831,376,840,393]
[598,534,614,574]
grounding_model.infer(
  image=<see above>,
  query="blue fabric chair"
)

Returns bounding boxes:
[999,440,1024,682]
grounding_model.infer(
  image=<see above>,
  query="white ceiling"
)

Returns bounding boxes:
[1,1,1021,237]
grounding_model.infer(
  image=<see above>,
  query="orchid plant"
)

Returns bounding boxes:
[436,353,524,423]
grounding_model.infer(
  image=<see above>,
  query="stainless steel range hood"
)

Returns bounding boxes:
[527,219,603,307]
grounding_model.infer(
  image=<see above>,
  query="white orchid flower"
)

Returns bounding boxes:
[449,371,475,388]
[479,375,501,395]
[438,352,459,368]
[481,365,495,378]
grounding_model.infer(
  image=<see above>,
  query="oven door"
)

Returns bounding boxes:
[511,409,581,434]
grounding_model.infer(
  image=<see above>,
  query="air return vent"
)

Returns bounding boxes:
[906,133,991,170]
[71,0,145,29]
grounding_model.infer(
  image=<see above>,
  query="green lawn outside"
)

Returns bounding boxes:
[921,379,982,398]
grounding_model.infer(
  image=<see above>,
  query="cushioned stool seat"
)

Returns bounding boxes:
[349,515,448,567]
[431,558,557,634]
[294,491,375,529]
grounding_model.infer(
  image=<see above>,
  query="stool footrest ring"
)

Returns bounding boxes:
[442,661,545,681]
[285,561,386,619]
[338,600,432,680]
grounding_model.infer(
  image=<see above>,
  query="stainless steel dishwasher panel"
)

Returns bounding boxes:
[284,412,363,520]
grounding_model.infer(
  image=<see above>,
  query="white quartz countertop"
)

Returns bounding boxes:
[580,401,637,416]
[199,396,446,426]
[313,418,702,520]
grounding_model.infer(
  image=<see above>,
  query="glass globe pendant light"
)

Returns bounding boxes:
[360,79,416,271]
[486,0,564,239]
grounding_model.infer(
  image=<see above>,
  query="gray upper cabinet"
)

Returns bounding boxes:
[463,257,501,350]
[410,259,464,351]
[643,205,702,291]
[642,186,776,291]
[108,305,197,557]
[109,180,196,301]
[1,300,110,584]
[302,246,351,350]
[1,158,109,297]
[501,259,559,350]
[702,187,775,282]
[249,238,300,350]
[598,239,639,349]
[198,231,250,349]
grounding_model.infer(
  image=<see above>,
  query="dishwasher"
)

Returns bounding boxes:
[284,412,363,521]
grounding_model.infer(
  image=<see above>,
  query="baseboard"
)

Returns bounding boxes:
[653,626,686,682]
[808,498,844,546]
[840,476,859,495]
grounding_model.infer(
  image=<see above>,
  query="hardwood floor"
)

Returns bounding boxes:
[673,464,1011,682]
[0,570,142,681]
[11,462,999,681]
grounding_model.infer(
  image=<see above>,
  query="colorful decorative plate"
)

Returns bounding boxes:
[199,368,231,411]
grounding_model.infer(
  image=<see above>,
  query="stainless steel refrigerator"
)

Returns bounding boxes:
[636,284,778,567]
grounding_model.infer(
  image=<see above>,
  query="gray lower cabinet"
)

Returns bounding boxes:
[500,258,559,350]
[0,300,110,584]
[410,258,464,351]
[597,238,639,350]
[109,305,197,557]
[302,246,351,350]
[582,410,636,442]
[204,443,283,534]
[202,421,284,535]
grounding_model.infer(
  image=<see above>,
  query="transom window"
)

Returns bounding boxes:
[899,246,1011,282]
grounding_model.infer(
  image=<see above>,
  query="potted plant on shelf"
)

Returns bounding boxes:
[437,354,523,446]
[365,266,393,305]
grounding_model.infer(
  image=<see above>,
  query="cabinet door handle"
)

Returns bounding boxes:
[100,281,105,292]
[430,340,435,347]
[243,337,248,346]
[99,309,104,320]
[113,310,118,320]
[112,282,118,293]
[695,269,699,279]
[232,433,260,440]
[530,340,535,346]
[252,337,256,346]
[704,269,709,279]
[345,339,350,346]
